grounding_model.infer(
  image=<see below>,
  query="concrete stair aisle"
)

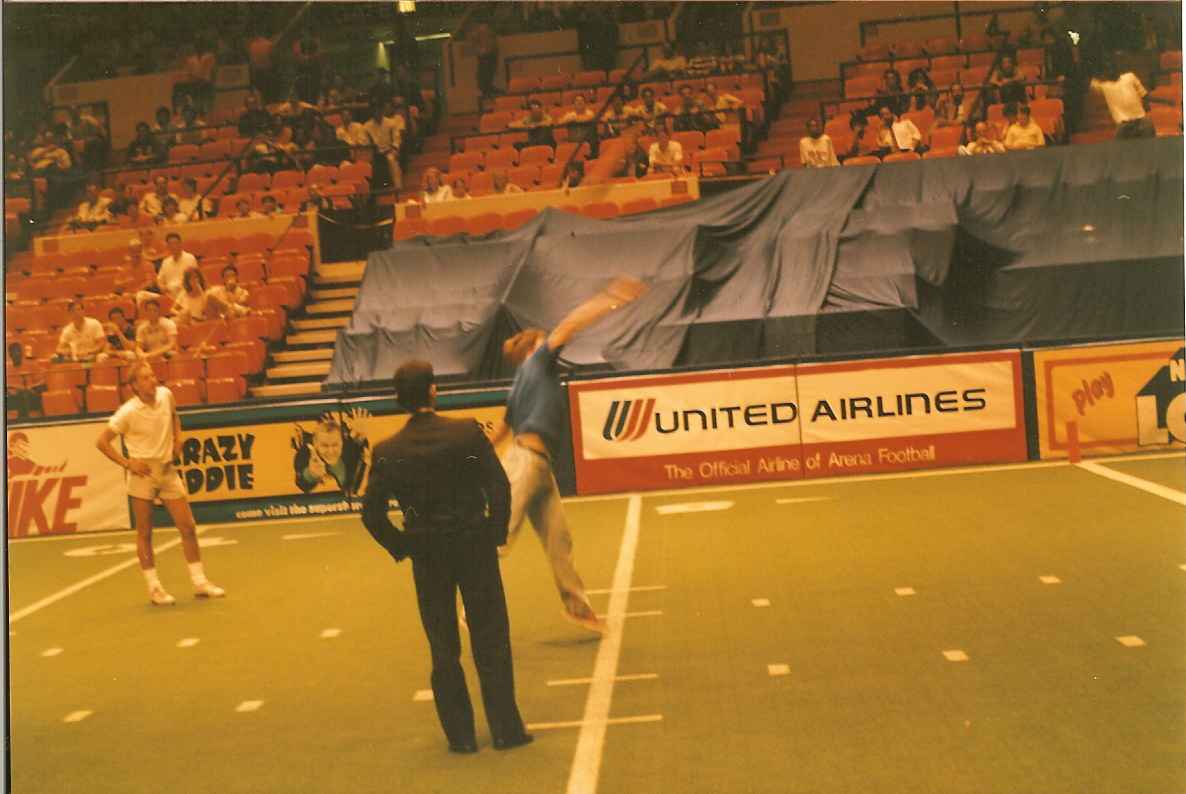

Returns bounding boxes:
[248,260,364,400]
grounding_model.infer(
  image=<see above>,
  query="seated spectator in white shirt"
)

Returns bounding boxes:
[71,182,113,230]
[172,267,231,325]
[450,175,472,200]
[959,121,1007,155]
[208,264,251,317]
[176,177,213,221]
[1003,104,1046,150]
[157,232,199,299]
[557,95,597,144]
[334,109,369,146]
[799,118,840,168]
[139,175,177,219]
[509,99,556,148]
[134,298,179,360]
[491,170,524,195]
[875,106,925,155]
[228,197,263,219]
[1090,69,1156,138]
[648,126,685,174]
[647,43,687,78]
[55,300,110,363]
[159,196,189,225]
[420,167,453,204]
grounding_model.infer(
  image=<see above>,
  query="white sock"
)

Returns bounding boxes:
[143,568,162,592]
[188,562,208,586]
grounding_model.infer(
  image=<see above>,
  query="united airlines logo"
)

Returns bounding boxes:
[602,399,656,442]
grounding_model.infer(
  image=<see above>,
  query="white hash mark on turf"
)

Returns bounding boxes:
[894,587,916,596]
[41,647,63,657]
[774,497,833,505]
[282,532,342,541]
[320,628,341,638]
[236,701,264,712]
[63,710,92,723]
[1039,575,1062,584]
[547,674,659,687]
[752,598,771,607]
[943,650,970,662]
[1115,636,1146,648]
[654,500,734,515]
[767,664,790,677]
[531,715,663,731]
[176,638,200,648]
[413,690,434,702]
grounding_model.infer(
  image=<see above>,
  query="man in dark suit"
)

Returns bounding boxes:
[361,360,533,754]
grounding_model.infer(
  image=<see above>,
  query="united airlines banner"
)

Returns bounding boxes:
[568,351,1026,494]
[6,422,130,536]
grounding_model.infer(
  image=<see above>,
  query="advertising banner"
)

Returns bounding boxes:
[569,350,1026,495]
[796,350,1026,479]
[6,422,130,536]
[1033,340,1185,459]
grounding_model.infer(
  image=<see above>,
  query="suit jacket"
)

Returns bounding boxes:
[361,411,510,562]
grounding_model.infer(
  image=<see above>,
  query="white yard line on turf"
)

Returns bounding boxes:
[1076,460,1186,506]
[534,714,662,732]
[566,493,643,794]
[8,527,211,624]
[548,673,659,687]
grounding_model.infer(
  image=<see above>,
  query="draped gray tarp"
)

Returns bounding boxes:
[327,138,1184,388]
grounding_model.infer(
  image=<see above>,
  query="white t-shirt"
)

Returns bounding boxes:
[136,317,178,354]
[800,134,839,168]
[649,140,684,170]
[109,386,176,462]
[58,317,107,359]
[158,252,198,299]
[1091,73,1148,124]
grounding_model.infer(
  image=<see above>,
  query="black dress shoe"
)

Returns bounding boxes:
[448,741,478,754]
[493,732,534,751]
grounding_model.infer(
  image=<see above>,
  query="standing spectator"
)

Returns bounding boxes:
[71,182,113,230]
[208,265,251,317]
[508,99,556,148]
[157,232,198,300]
[799,118,840,168]
[367,68,394,110]
[56,300,111,363]
[178,37,217,114]
[29,132,72,174]
[960,121,1007,155]
[134,298,179,360]
[1090,67,1157,138]
[648,126,685,174]
[1003,104,1046,149]
[989,55,1027,106]
[127,122,164,165]
[473,18,499,99]
[248,28,280,103]
[292,33,323,104]
[364,101,404,190]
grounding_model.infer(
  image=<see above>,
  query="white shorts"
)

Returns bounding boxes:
[127,461,187,502]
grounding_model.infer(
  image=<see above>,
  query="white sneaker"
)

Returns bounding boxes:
[194,581,226,599]
[149,586,176,606]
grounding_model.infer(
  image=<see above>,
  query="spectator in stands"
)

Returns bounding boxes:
[209,265,251,317]
[108,182,134,217]
[960,121,1007,155]
[631,87,669,135]
[600,94,634,139]
[449,175,471,200]
[301,184,334,213]
[134,298,178,360]
[647,43,687,79]
[178,36,217,114]
[103,307,139,361]
[1090,67,1157,139]
[158,232,198,300]
[934,83,974,128]
[269,86,318,119]
[420,167,453,204]
[177,178,212,222]
[624,134,651,178]
[151,105,180,148]
[71,181,113,230]
[159,195,188,225]
[907,67,938,111]
[174,103,208,146]
[238,93,273,138]
[293,33,323,104]
[56,300,111,363]
[68,104,110,171]
[248,28,281,103]
[491,170,524,195]
[799,118,840,168]
[6,342,44,418]
[1003,104,1046,149]
[173,267,231,324]
[841,112,880,161]
[363,101,404,191]
[335,109,369,146]
[509,99,556,148]
[127,122,164,165]
[989,55,1027,106]
[139,176,175,219]
[473,18,500,100]
[5,153,28,183]
[229,197,263,219]
[703,81,743,124]
[258,195,281,217]
[672,85,717,133]
[873,69,909,116]
[875,106,926,156]
[648,126,686,174]
[557,94,597,145]
[29,132,72,174]
[687,40,719,77]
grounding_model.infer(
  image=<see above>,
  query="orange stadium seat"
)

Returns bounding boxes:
[508,76,539,94]
[538,163,565,187]
[923,146,960,159]
[89,365,123,387]
[46,366,88,391]
[306,164,338,187]
[493,96,525,113]
[519,145,553,166]
[396,217,428,240]
[502,208,538,230]
[484,148,519,170]
[929,125,963,149]
[271,170,304,190]
[844,155,881,166]
[465,135,498,152]
[1160,51,1182,71]
[573,70,605,87]
[207,351,249,379]
[883,151,921,163]
[465,213,503,236]
[42,388,81,417]
[85,385,121,414]
[167,379,204,406]
[499,131,528,148]
[554,141,590,163]
[205,376,246,404]
[620,197,658,215]
[469,171,495,195]
[169,144,201,162]
[426,215,466,237]
[539,74,568,90]
[583,202,619,220]
[509,165,541,189]
[450,151,484,173]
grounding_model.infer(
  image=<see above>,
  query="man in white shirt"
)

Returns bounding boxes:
[876,106,925,155]
[208,264,251,317]
[135,298,179,360]
[334,109,369,146]
[364,101,404,191]
[1090,70,1156,138]
[176,178,213,221]
[1003,104,1047,150]
[96,361,225,606]
[157,232,198,299]
[648,126,685,174]
[799,118,840,168]
[960,121,1007,155]
[72,182,113,230]
[56,300,111,362]
[139,175,177,219]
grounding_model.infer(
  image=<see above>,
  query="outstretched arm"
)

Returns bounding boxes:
[547,276,648,350]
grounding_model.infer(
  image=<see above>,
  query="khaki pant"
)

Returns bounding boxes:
[127,460,186,501]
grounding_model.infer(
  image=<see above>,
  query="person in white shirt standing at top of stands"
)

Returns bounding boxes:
[1090,65,1157,139]
[799,117,840,168]
[97,360,225,606]
[157,231,198,301]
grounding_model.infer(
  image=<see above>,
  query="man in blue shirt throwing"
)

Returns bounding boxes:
[493,276,648,634]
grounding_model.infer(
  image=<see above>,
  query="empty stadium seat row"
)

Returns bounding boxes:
[38,375,249,416]
[111,162,372,193]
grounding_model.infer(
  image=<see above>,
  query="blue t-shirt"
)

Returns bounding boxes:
[505,341,566,460]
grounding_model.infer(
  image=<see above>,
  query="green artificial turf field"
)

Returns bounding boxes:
[8,453,1185,794]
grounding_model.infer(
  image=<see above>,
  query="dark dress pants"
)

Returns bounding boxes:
[411,533,526,747]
